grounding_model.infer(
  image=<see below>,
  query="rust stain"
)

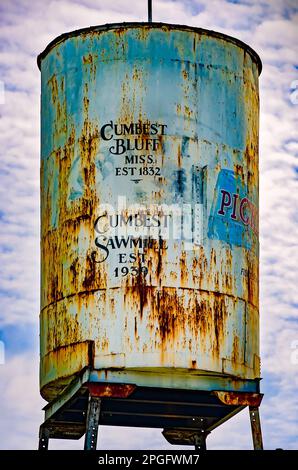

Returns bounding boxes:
[177,143,182,167]
[184,105,192,118]
[154,289,183,345]
[182,69,188,80]
[234,163,245,181]
[87,383,136,398]
[48,74,58,105]
[157,132,166,167]
[129,258,149,321]
[213,294,227,358]
[180,251,188,287]
[82,53,95,65]
[82,252,97,290]
[213,391,263,407]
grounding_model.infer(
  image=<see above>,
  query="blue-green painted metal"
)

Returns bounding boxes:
[39,23,261,402]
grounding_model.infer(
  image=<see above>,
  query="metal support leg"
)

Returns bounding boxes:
[84,396,101,450]
[249,406,263,450]
[38,426,49,450]
[194,432,207,451]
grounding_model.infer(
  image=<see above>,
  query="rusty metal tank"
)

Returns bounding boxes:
[38,23,261,402]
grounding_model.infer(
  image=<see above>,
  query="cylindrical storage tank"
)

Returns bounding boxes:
[38,23,261,401]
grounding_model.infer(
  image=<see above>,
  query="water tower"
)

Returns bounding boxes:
[38,4,263,451]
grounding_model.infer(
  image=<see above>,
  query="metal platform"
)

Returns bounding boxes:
[39,369,263,450]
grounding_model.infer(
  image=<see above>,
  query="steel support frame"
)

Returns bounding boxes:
[194,431,207,450]
[249,406,263,450]
[38,374,263,450]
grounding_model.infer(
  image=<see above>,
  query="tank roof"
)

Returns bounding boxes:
[37,22,262,74]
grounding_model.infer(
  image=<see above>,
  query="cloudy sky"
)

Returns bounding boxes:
[0,0,297,450]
